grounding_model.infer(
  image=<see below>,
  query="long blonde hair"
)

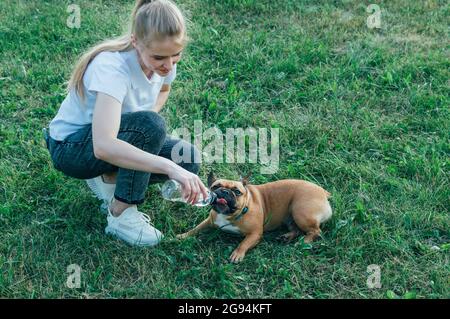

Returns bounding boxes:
[67,0,188,100]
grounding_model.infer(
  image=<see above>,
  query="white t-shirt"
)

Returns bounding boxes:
[49,49,176,141]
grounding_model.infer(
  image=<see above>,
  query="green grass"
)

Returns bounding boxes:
[0,0,449,298]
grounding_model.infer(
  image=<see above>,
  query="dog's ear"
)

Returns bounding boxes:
[207,171,217,187]
[240,172,252,186]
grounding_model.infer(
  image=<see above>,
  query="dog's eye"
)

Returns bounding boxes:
[233,189,242,196]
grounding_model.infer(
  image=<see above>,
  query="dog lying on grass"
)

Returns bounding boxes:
[177,173,332,263]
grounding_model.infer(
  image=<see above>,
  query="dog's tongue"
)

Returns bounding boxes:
[217,198,227,205]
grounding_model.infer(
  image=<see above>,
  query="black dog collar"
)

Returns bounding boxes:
[234,206,249,221]
[233,185,250,221]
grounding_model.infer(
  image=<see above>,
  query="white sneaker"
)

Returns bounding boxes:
[86,176,115,212]
[105,205,163,247]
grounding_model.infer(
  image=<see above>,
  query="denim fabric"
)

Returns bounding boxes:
[44,111,200,205]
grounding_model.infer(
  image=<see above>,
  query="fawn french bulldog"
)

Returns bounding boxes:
[177,173,332,263]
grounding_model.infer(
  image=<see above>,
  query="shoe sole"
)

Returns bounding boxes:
[86,178,114,201]
[86,178,114,215]
[86,178,105,200]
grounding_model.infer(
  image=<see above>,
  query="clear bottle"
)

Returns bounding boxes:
[161,179,216,207]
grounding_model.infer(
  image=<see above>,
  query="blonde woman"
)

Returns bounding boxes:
[44,0,208,246]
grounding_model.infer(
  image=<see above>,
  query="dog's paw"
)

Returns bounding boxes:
[176,233,189,240]
[229,249,246,263]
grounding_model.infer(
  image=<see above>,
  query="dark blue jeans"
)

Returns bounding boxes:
[45,111,200,205]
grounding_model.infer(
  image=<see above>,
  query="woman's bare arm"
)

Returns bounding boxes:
[92,92,177,175]
[91,92,208,203]
[154,84,171,113]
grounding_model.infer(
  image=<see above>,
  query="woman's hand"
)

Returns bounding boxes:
[168,166,209,205]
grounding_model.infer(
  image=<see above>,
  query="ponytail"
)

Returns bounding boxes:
[67,0,186,100]
[132,0,155,23]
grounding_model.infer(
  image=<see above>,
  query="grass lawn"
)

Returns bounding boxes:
[0,0,448,298]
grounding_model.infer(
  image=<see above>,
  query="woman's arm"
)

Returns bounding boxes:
[92,92,176,174]
[92,92,208,203]
[154,84,171,113]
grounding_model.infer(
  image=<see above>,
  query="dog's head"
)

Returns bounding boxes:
[207,172,251,215]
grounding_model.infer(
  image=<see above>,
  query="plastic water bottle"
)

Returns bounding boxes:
[161,179,216,206]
